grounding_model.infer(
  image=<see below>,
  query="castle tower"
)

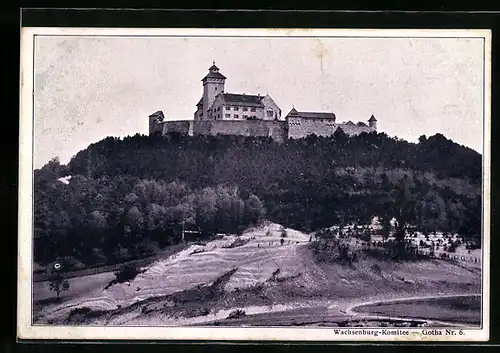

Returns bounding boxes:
[202,61,226,119]
[368,115,377,130]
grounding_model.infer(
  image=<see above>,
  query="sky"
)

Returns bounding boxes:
[33,34,485,169]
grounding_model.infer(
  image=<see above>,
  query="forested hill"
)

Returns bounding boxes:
[68,131,481,184]
[34,130,482,268]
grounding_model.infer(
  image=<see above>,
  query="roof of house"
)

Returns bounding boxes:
[220,93,265,107]
[286,109,336,120]
[356,122,368,127]
[368,115,377,122]
[196,97,203,106]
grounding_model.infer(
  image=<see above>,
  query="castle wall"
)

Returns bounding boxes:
[338,124,374,136]
[287,117,375,139]
[161,121,193,136]
[287,117,338,139]
[192,120,287,142]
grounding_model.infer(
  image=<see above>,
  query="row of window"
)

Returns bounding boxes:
[224,114,254,119]
[225,106,256,112]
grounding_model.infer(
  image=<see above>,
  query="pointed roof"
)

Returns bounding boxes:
[288,107,298,116]
[368,115,377,122]
[149,110,164,118]
[196,97,203,106]
[208,61,219,71]
[202,61,227,81]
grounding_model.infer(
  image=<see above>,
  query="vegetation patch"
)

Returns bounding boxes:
[34,133,481,270]
[105,263,143,290]
[227,309,246,319]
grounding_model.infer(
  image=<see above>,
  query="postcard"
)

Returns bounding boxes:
[18,27,491,342]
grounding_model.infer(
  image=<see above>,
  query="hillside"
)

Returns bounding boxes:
[33,131,482,268]
[33,223,481,326]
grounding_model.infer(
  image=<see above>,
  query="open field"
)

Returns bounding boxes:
[33,222,482,327]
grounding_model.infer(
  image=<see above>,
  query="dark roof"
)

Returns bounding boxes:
[196,97,203,106]
[202,71,227,81]
[202,62,227,81]
[368,115,377,122]
[221,93,264,107]
[345,121,355,126]
[356,122,368,127]
[287,110,336,120]
[149,110,164,118]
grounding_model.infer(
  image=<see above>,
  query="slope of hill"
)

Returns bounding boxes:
[33,132,482,269]
[33,223,480,326]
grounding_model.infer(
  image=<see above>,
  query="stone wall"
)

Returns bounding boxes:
[287,117,375,139]
[161,121,193,136]
[192,120,287,142]
[154,118,375,141]
[338,123,375,136]
[287,117,338,139]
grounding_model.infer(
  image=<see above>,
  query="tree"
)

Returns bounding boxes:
[48,272,70,299]
[244,194,266,224]
[389,176,419,258]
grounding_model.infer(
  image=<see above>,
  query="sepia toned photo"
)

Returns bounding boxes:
[18,28,491,341]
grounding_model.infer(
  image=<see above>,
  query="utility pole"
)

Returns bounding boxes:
[182,208,185,243]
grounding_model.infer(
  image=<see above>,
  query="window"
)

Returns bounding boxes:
[225,114,230,118]
[251,107,256,112]
[234,114,239,119]
[243,115,248,119]
[243,107,248,112]
[267,109,273,117]
[234,107,239,111]
[226,106,231,110]
[218,107,221,111]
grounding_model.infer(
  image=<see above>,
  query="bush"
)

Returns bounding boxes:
[227,309,246,319]
[114,264,140,283]
[69,307,92,316]
[310,238,359,265]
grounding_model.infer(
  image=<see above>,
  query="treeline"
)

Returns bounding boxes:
[34,169,265,267]
[34,130,482,267]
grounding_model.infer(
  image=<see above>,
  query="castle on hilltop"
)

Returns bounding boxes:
[149,62,378,141]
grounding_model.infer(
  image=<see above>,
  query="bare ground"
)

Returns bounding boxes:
[33,223,482,327]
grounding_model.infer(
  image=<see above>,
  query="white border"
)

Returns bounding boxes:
[18,27,492,342]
